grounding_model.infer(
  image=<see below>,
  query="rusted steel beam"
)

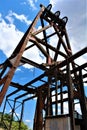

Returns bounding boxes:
[83,73,87,79]
[24,72,46,87]
[64,28,72,51]
[6,89,20,98]
[21,56,47,70]
[32,24,51,36]
[73,90,81,99]
[15,92,29,100]
[23,95,36,102]
[32,35,67,58]
[25,43,35,51]
[33,91,43,130]
[0,66,7,79]
[71,62,87,73]
[30,38,50,58]
[47,75,53,116]
[0,76,7,85]
[0,6,45,105]
[10,82,36,94]
[9,6,45,59]
[78,70,87,130]
[0,4,87,130]
[49,47,87,70]
[67,63,75,130]
[0,60,9,69]
[0,64,4,69]
[40,17,50,61]
[37,83,48,91]
[68,47,87,63]
[43,31,56,40]
[40,4,68,29]
[0,60,12,79]
[54,39,62,61]
[54,71,58,115]
[53,25,72,56]
[52,98,68,105]
[19,102,24,130]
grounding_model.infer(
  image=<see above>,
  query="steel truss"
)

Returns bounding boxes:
[0,4,87,130]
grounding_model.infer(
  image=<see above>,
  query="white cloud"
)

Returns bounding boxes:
[25,119,31,123]
[16,68,22,72]
[27,0,37,10]
[49,0,59,8]
[5,14,14,24]
[0,14,45,68]
[0,16,23,57]
[0,0,87,68]
[6,11,32,26]
[23,45,45,68]
[48,0,87,65]
[49,0,87,45]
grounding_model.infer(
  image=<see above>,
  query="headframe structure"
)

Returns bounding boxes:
[0,4,87,130]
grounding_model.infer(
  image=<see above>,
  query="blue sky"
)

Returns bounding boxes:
[0,0,87,129]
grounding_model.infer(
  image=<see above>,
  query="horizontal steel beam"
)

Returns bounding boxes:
[21,56,47,70]
[10,82,36,94]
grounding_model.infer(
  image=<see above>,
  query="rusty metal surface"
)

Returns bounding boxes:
[0,4,87,130]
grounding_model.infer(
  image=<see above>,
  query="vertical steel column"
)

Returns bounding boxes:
[1,97,7,130]
[47,73,52,116]
[8,99,16,130]
[67,63,75,130]
[60,81,63,114]
[19,101,24,130]
[55,68,58,115]
[33,91,43,130]
[0,5,45,105]
[40,17,49,57]
[64,29,72,53]
[79,69,87,130]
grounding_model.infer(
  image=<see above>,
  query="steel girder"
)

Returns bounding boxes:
[0,4,87,130]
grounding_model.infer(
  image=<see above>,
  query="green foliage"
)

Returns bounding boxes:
[3,113,15,122]
[10,121,29,130]
[0,113,32,130]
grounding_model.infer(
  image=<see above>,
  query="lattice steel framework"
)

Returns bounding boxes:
[0,4,87,130]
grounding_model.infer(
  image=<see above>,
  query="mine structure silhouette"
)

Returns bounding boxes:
[0,4,87,130]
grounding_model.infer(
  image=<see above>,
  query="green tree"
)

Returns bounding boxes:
[11,121,29,130]
[0,113,32,130]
